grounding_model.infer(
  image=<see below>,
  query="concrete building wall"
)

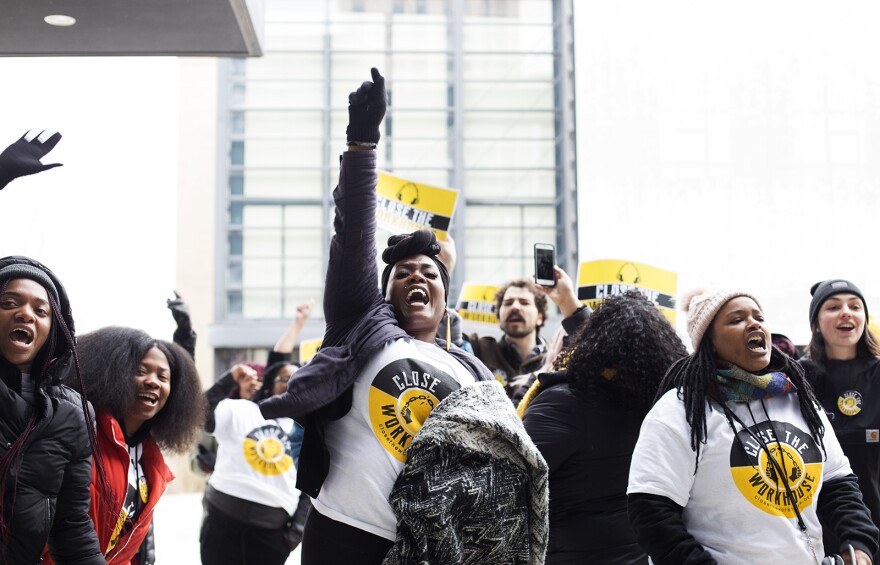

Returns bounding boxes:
[168,57,221,494]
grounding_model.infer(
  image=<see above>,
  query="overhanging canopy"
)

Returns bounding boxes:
[1,0,263,57]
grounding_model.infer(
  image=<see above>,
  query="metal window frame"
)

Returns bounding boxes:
[212,0,577,353]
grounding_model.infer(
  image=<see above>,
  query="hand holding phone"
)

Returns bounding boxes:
[534,243,556,287]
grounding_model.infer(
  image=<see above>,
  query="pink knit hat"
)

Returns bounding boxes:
[682,288,762,349]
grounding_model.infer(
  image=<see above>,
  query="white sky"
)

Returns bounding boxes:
[574,1,880,345]
[0,57,180,339]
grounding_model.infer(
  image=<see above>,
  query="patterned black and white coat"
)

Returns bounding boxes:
[384,380,549,565]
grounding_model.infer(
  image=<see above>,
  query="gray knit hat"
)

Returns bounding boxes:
[682,288,762,349]
[0,263,60,306]
[809,279,867,326]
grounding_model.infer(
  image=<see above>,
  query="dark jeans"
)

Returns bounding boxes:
[289,491,312,549]
[301,508,394,565]
[200,503,291,565]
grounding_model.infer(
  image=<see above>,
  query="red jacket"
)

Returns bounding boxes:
[44,410,174,565]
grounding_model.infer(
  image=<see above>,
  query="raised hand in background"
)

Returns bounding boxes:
[0,129,63,190]
[346,67,387,147]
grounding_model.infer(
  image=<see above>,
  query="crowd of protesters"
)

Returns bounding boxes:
[3,69,880,565]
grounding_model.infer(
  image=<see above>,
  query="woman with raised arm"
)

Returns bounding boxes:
[260,69,547,565]
[627,289,878,565]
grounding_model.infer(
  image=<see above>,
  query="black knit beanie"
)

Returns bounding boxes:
[809,279,867,326]
[380,230,449,302]
[0,263,61,306]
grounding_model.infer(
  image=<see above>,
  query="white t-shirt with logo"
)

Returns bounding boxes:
[313,338,478,540]
[209,399,299,515]
[628,389,852,565]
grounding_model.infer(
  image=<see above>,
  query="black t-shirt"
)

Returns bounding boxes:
[106,443,147,555]
[816,357,880,443]
[803,356,880,560]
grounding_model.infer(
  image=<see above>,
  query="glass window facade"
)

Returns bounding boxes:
[219,0,576,324]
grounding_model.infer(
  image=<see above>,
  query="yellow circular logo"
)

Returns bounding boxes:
[730,421,822,518]
[368,358,458,462]
[243,424,293,476]
[838,391,863,416]
[138,476,149,504]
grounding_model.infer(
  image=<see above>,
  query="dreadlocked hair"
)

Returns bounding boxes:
[49,296,119,543]
[0,289,116,557]
[564,291,688,417]
[656,336,826,472]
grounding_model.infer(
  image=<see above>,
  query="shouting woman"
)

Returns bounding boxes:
[628,289,878,564]
[260,69,547,565]
[57,326,205,564]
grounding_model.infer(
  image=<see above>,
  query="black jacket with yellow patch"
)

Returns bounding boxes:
[802,356,880,561]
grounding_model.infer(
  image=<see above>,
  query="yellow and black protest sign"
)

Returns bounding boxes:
[870,317,880,343]
[455,283,500,326]
[298,338,322,365]
[376,171,459,241]
[576,260,677,323]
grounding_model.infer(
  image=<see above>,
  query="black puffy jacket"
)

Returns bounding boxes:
[523,372,647,564]
[0,255,103,564]
[0,380,102,564]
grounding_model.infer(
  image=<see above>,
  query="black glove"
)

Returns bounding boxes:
[346,68,387,145]
[167,291,192,332]
[0,130,63,190]
[195,444,216,474]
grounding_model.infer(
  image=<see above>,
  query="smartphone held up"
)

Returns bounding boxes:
[534,243,556,287]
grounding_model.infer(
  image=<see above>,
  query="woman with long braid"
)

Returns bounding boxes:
[0,256,105,564]
[627,289,878,564]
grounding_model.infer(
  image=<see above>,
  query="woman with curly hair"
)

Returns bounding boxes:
[521,291,687,564]
[628,289,878,565]
[51,326,206,565]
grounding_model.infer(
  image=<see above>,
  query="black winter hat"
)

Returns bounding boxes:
[0,263,60,306]
[380,230,449,302]
[0,256,75,377]
[809,279,867,326]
